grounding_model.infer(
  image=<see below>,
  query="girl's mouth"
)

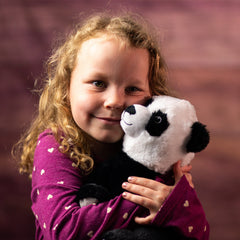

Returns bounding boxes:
[95,116,121,125]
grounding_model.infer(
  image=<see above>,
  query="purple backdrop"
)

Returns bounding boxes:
[1,0,240,239]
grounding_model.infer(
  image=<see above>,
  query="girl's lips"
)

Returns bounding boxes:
[95,116,121,124]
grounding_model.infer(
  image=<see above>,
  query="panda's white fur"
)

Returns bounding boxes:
[120,95,198,174]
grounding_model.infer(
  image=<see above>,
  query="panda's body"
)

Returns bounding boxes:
[77,95,210,240]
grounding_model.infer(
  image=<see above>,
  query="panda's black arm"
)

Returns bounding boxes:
[77,183,111,203]
[83,152,157,198]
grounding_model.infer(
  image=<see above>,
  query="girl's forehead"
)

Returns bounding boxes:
[75,35,149,67]
[78,34,130,53]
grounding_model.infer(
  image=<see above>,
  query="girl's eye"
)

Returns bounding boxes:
[125,86,141,94]
[92,81,106,88]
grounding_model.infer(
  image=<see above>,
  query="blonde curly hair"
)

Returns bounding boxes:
[13,12,172,177]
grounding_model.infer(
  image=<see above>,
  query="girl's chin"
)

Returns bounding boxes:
[86,132,123,145]
[95,135,123,144]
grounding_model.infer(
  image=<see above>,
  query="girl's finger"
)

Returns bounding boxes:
[134,214,154,225]
[122,181,155,198]
[184,173,194,188]
[122,191,155,209]
[181,164,192,173]
[126,176,164,191]
[122,177,171,203]
[174,161,194,188]
[173,160,183,184]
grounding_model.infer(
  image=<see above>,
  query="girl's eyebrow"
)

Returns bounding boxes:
[128,77,148,85]
[87,72,109,80]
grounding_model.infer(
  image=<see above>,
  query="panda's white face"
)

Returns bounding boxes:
[120,95,198,174]
[121,104,170,138]
[120,105,149,137]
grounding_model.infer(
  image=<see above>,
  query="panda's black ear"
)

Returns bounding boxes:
[144,97,153,107]
[186,122,210,153]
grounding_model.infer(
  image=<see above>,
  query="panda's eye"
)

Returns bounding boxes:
[154,116,162,123]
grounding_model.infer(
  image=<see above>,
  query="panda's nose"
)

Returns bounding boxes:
[125,105,136,115]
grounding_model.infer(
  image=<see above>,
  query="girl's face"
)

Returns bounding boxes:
[69,36,151,143]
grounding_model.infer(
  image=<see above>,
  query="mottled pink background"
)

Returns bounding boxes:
[1,0,239,239]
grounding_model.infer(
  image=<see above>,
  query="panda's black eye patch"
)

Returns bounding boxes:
[145,110,169,136]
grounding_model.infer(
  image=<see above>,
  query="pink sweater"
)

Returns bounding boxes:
[31,131,209,239]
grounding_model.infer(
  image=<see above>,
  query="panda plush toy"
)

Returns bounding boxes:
[77,95,210,240]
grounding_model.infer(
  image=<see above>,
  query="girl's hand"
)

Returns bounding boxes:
[121,160,194,225]
[181,163,194,188]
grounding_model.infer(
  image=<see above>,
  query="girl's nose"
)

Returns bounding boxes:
[104,89,125,110]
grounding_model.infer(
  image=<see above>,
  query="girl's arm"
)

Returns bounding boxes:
[122,162,210,240]
[31,132,141,240]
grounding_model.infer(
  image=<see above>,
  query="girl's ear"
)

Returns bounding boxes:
[186,122,210,153]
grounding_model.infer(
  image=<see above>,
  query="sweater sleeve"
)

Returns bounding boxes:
[31,132,141,240]
[151,176,210,240]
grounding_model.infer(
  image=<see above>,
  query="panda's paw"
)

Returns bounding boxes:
[79,197,99,207]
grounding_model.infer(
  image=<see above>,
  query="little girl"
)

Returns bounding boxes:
[14,13,209,239]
